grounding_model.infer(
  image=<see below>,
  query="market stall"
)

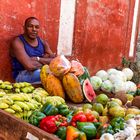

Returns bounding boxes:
[1,55,140,140]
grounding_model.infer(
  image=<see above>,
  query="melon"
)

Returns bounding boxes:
[69,60,84,76]
[78,67,90,85]
[82,78,96,102]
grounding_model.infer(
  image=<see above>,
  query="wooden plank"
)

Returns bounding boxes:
[0,110,60,140]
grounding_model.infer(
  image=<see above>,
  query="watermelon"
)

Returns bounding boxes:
[78,67,90,85]
[82,78,96,102]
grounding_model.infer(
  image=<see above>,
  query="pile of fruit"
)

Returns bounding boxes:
[40,55,96,103]
[25,93,140,140]
[0,80,65,121]
[1,55,140,139]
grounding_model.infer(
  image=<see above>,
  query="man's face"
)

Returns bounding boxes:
[24,19,40,39]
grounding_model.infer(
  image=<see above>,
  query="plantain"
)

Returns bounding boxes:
[11,104,23,112]
[10,94,25,102]
[0,97,13,105]
[26,102,35,110]
[4,108,15,114]
[0,90,6,97]
[33,94,42,103]
[14,101,30,111]
[0,102,9,109]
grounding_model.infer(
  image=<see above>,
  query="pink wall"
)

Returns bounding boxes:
[0,0,139,81]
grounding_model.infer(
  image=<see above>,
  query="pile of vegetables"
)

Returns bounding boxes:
[90,68,137,94]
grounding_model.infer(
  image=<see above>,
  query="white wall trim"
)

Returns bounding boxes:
[129,0,140,57]
[57,0,76,56]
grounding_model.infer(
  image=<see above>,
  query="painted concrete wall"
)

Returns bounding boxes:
[0,0,139,81]
[0,0,60,81]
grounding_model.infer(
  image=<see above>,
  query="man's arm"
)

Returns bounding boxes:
[10,37,42,71]
[41,40,56,58]
[37,39,56,65]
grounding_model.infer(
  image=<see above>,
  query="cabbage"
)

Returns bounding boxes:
[107,68,118,75]
[90,76,102,90]
[95,70,108,81]
[112,80,125,94]
[116,71,127,82]
[100,133,114,140]
[108,71,127,83]
[124,81,137,93]
[122,68,133,81]
[101,80,113,93]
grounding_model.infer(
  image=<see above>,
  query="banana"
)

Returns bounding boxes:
[23,82,31,87]
[25,111,33,122]
[19,82,26,88]
[33,94,42,103]
[41,97,47,104]
[0,102,9,109]
[14,112,23,119]
[0,80,3,84]
[0,98,13,105]
[0,90,6,97]
[15,88,21,93]
[0,83,6,89]
[20,87,30,93]
[15,101,30,111]
[26,102,35,110]
[22,111,28,121]
[5,84,13,90]
[3,81,11,85]
[53,96,66,104]
[11,104,23,112]
[20,93,31,101]
[30,99,41,109]
[13,83,20,88]
[28,86,35,91]
[45,96,65,106]
[33,87,49,97]
[10,94,25,102]
[4,108,15,114]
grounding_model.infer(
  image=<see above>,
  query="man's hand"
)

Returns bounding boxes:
[43,53,56,58]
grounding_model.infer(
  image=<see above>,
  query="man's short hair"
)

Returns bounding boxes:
[24,17,39,26]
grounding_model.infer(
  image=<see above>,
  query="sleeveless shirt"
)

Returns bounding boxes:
[12,34,45,79]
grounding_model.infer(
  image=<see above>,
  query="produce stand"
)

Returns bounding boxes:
[0,109,60,140]
[0,101,140,140]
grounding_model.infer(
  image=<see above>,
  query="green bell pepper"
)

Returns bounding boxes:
[41,104,58,116]
[56,126,67,140]
[110,117,124,126]
[57,104,70,116]
[29,111,46,126]
[110,117,125,133]
[77,122,97,139]
[93,122,102,129]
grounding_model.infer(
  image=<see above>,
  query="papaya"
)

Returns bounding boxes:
[49,55,71,77]
[40,65,65,99]
[40,64,51,88]
[62,73,84,103]
[45,74,65,99]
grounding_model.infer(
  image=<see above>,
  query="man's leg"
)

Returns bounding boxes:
[15,69,41,83]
